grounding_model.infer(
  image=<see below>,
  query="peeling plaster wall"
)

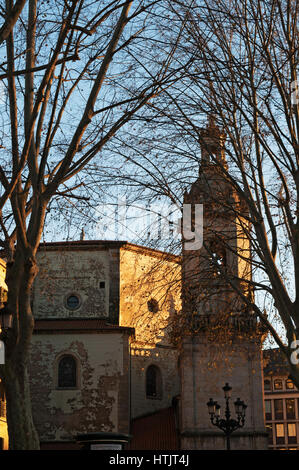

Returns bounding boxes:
[33,249,110,319]
[119,247,181,418]
[29,332,130,442]
[30,242,183,440]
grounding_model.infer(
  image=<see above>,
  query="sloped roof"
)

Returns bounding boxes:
[129,407,179,450]
[34,318,134,335]
[37,240,181,263]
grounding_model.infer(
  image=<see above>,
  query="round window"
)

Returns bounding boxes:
[65,294,80,310]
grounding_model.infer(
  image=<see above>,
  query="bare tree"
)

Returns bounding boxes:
[0,0,186,449]
[0,0,27,45]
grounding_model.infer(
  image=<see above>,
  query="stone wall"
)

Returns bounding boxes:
[179,335,268,449]
[29,330,131,443]
[119,245,181,418]
[33,248,110,319]
[130,346,179,419]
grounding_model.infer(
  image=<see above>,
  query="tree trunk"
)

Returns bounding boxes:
[1,251,40,449]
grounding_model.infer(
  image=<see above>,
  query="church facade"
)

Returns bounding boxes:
[29,240,181,448]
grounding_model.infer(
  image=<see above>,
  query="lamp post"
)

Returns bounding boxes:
[207,383,247,450]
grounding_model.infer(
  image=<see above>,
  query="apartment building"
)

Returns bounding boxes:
[263,348,299,450]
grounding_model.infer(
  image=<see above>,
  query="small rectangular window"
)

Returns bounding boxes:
[99,281,105,289]
[274,399,284,420]
[274,379,283,390]
[288,423,297,444]
[286,379,295,390]
[274,400,283,419]
[265,400,272,421]
[286,399,296,419]
[266,424,273,445]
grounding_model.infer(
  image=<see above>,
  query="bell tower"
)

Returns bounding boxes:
[179,118,268,450]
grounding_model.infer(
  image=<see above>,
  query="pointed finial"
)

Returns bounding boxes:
[80,228,85,240]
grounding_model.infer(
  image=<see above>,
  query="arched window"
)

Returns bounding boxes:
[146,365,162,399]
[58,355,77,388]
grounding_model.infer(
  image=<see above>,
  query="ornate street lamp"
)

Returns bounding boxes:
[207,383,247,450]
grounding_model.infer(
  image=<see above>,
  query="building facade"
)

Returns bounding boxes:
[29,240,181,449]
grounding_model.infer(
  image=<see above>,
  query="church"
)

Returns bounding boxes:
[29,238,181,449]
[1,119,269,450]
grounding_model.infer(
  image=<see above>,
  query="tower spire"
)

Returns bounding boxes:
[179,113,267,451]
